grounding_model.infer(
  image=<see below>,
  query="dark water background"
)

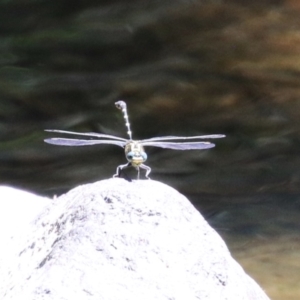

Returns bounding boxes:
[1,1,300,298]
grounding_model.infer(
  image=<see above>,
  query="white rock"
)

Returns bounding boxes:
[0,186,50,239]
[0,179,270,300]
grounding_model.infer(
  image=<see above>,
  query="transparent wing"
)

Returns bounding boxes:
[45,129,127,142]
[141,141,215,150]
[141,134,225,143]
[44,138,126,148]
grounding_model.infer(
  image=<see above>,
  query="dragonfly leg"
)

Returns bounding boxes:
[113,162,130,178]
[139,164,151,179]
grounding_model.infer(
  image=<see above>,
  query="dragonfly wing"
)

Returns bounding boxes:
[141,141,215,150]
[44,138,126,147]
[45,129,127,142]
[141,134,225,143]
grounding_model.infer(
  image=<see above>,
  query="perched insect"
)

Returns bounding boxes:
[44,101,225,179]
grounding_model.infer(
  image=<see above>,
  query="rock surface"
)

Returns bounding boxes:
[0,186,50,241]
[0,179,270,300]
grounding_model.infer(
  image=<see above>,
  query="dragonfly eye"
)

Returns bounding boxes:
[141,152,147,161]
[126,151,134,161]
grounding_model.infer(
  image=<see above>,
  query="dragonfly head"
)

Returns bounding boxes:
[125,141,147,167]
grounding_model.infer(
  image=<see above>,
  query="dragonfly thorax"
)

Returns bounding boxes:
[125,141,147,167]
[44,101,225,179]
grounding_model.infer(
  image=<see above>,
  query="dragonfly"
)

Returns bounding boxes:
[44,101,225,179]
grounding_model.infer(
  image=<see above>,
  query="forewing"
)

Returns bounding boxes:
[44,138,126,147]
[141,134,225,143]
[45,129,127,141]
[141,141,215,150]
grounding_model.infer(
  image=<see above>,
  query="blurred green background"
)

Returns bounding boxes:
[1,0,300,298]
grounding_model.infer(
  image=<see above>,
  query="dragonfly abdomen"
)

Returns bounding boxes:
[44,101,225,179]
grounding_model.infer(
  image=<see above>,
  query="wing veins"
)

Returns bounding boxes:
[44,138,126,147]
[141,134,225,143]
[141,141,215,150]
[45,129,127,142]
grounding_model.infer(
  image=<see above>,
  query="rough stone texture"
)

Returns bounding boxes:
[0,186,50,241]
[0,179,270,300]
